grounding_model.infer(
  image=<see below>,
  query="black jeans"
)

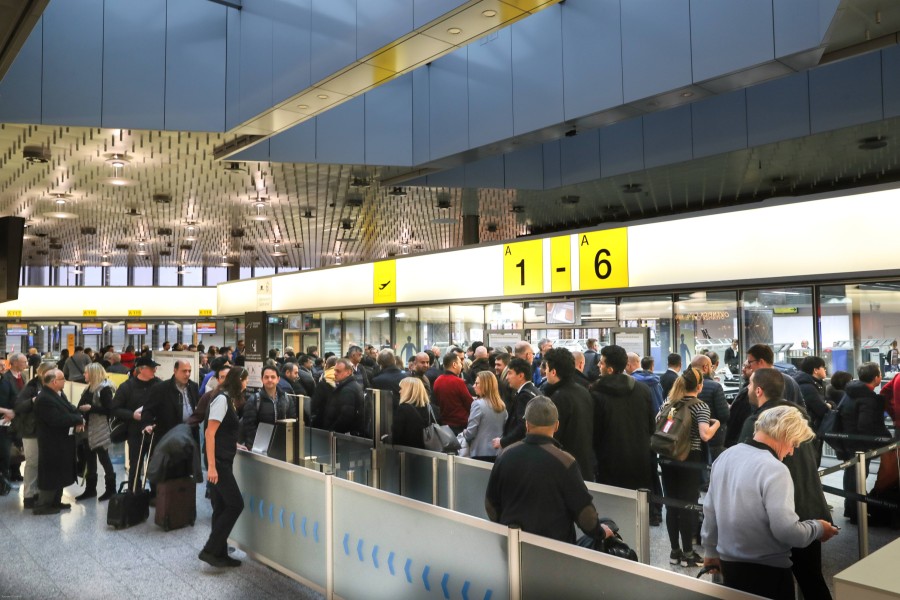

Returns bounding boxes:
[203,461,244,558]
[842,456,872,520]
[659,449,704,552]
[85,445,115,488]
[791,540,831,600]
[0,429,11,480]
[721,560,795,600]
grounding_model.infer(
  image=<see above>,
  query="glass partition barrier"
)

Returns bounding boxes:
[451,456,493,520]
[334,433,373,485]
[519,532,756,600]
[741,287,814,365]
[451,305,485,349]
[332,478,509,600]
[674,291,738,369]
[419,305,450,352]
[379,445,402,495]
[231,452,328,593]
[619,295,674,366]
[394,446,449,507]
[365,309,391,349]
[306,428,333,468]
[343,310,364,356]
[395,308,419,363]
[583,482,640,551]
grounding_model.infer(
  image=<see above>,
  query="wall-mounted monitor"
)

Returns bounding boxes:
[82,322,103,335]
[126,322,148,335]
[6,323,28,336]
[196,321,217,334]
[546,301,575,325]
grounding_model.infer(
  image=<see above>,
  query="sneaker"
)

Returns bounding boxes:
[681,551,703,567]
[669,549,684,565]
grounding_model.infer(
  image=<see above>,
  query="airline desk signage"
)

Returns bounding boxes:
[373,260,396,304]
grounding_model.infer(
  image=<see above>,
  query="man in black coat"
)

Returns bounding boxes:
[371,349,405,409]
[589,345,655,491]
[541,347,594,482]
[142,359,201,443]
[839,362,891,523]
[33,369,84,515]
[241,365,296,447]
[660,353,682,400]
[112,356,162,478]
[324,359,364,435]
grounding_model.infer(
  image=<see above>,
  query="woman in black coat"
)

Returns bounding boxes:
[391,377,440,449]
[76,363,117,501]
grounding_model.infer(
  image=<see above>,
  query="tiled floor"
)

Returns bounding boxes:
[0,451,322,600]
[1,451,897,599]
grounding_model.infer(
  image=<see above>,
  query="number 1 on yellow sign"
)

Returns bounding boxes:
[503,240,543,296]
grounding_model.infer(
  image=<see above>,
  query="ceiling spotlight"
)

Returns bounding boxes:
[447,27,462,35]
[297,104,309,110]
[350,176,370,188]
[510,205,525,213]
[72,265,84,275]
[400,243,410,255]
[54,196,66,207]
[105,153,130,168]
[341,219,353,230]
[561,195,580,205]
[152,193,172,204]
[622,183,643,194]
[334,253,343,265]
[302,209,314,219]
[219,255,233,267]
[249,202,269,221]
[482,9,497,17]
[317,94,330,100]
[388,187,406,198]
[270,243,287,257]
[176,264,191,274]
[125,208,142,217]
[680,91,694,98]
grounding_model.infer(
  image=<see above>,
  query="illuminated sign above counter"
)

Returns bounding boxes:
[216,184,900,315]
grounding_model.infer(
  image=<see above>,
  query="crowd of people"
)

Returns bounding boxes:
[1,335,897,596]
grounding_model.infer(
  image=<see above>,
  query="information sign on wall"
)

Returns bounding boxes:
[578,227,629,291]
[503,240,543,295]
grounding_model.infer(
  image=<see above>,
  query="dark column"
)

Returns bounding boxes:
[462,190,479,246]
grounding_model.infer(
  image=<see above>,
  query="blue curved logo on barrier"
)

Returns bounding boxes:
[242,493,321,544]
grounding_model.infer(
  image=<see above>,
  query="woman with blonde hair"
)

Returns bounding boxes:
[461,371,507,462]
[658,366,719,568]
[391,377,438,449]
[76,362,117,501]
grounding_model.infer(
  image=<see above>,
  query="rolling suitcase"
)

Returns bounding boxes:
[107,432,153,529]
[154,476,196,531]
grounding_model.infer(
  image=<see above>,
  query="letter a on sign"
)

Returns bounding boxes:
[578,228,628,291]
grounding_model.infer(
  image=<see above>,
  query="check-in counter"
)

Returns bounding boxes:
[835,536,900,599]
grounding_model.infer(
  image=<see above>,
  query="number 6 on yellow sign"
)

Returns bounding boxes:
[578,227,628,290]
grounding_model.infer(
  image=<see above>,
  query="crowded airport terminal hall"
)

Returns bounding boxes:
[2,1,900,598]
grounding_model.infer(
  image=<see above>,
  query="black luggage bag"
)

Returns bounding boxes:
[154,476,196,531]
[108,432,153,530]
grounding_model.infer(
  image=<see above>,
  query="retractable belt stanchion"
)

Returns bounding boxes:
[855,450,869,558]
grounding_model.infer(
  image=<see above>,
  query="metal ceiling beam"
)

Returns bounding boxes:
[0,0,49,81]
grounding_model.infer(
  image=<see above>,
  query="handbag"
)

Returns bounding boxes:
[576,519,638,562]
[108,417,128,444]
[88,413,112,450]
[422,405,461,453]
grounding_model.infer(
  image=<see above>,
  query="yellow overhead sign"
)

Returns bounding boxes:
[550,235,572,293]
[128,309,142,317]
[199,309,213,317]
[6,310,21,317]
[373,260,396,304]
[503,240,543,296]
[578,227,629,291]
[83,309,97,317]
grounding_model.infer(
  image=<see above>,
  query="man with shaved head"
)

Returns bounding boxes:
[466,345,492,386]
[625,352,641,375]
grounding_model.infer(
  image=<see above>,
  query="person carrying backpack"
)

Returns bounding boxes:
[654,366,720,568]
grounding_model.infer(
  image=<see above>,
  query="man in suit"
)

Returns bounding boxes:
[493,358,537,450]
[33,369,84,515]
[142,359,200,443]
[660,353,682,400]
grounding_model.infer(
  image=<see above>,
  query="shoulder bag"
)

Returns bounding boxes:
[423,404,461,453]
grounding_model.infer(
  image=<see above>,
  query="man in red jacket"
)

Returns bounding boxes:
[432,352,473,435]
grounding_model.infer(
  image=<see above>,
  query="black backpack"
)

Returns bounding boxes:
[818,403,849,458]
[651,397,701,461]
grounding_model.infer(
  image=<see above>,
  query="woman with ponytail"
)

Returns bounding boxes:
[659,366,720,568]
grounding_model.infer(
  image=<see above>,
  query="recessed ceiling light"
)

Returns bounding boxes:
[297,104,309,110]
[42,211,78,220]
[447,27,462,35]
[858,136,888,150]
[105,153,130,168]
[317,94,329,100]
[680,91,694,98]
[482,9,497,17]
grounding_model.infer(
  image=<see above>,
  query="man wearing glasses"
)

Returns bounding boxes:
[744,345,804,408]
[33,369,84,515]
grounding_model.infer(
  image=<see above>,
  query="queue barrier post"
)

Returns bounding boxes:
[855,450,869,558]
[508,525,522,600]
[432,456,440,505]
[636,488,651,565]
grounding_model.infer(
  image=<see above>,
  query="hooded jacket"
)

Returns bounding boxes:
[839,381,891,451]
[793,371,830,428]
[590,374,655,490]
[632,369,664,413]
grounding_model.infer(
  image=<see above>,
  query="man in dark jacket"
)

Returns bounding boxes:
[660,353,682,400]
[112,356,162,483]
[738,367,834,600]
[371,349,405,408]
[324,359,364,435]
[33,369,84,515]
[746,344,804,408]
[794,355,831,466]
[541,347,594,482]
[571,352,593,390]
[590,344,655,490]
[465,346,492,386]
[241,365,296,447]
[485,396,614,544]
[13,363,51,508]
[142,359,201,443]
[839,362,891,523]
[296,354,317,396]
[582,339,601,382]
